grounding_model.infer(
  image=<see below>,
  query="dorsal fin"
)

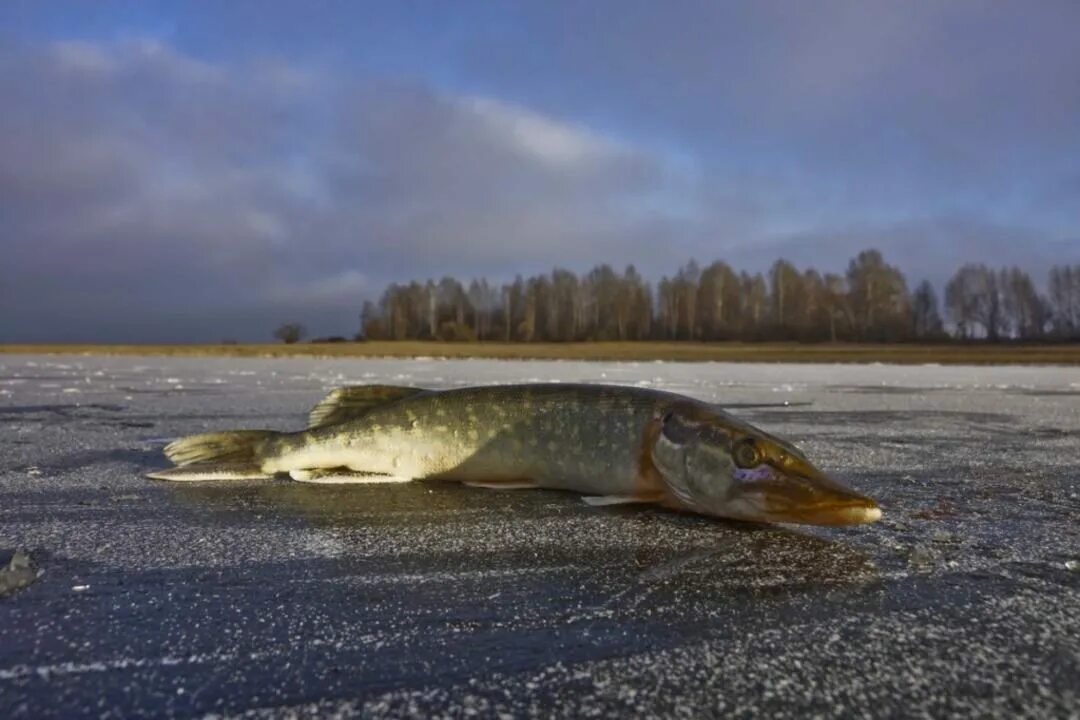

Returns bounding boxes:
[307,385,429,429]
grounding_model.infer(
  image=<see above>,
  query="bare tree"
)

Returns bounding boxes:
[945,268,977,339]
[423,280,436,339]
[584,264,619,340]
[999,267,1047,339]
[273,322,306,344]
[549,269,578,341]
[945,264,1003,340]
[359,301,385,340]
[769,259,804,338]
[656,277,677,340]
[505,276,525,341]
[467,279,498,340]
[911,280,944,339]
[740,272,768,339]
[799,270,832,341]
[1049,264,1080,339]
[846,250,912,341]
[675,261,701,340]
[622,265,652,340]
[820,273,854,342]
[696,261,739,340]
[354,252,1058,344]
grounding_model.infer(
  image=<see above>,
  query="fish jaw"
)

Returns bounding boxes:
[728,464,881,526]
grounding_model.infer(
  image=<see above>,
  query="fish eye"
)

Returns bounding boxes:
[733,438,763,468]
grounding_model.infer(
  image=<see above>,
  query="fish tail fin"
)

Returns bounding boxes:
[163,429,280,466]
[148,430,282,481]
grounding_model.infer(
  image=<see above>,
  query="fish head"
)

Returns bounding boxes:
[649,402,881,526]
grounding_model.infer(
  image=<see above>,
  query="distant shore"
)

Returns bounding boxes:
[2,341,1079,365]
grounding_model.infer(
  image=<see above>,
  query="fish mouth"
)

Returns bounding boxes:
[764,499,882,527]
[733,465,882,527]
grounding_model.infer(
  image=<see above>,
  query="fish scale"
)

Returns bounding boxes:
[274,385,664,495]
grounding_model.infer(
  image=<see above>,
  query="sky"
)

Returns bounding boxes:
[1,0,1078,342]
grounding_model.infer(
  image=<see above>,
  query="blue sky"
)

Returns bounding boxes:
[1,1,1078,341]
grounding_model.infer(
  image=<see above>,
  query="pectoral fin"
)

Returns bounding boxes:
[463,480,539,490]
[147,463,273,482]
[289,468,414,484]
[582,494,658,506]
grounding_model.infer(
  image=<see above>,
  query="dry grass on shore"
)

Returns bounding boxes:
[2,341,1079,364]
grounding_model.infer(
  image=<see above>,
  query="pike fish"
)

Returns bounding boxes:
[148,383,881,526]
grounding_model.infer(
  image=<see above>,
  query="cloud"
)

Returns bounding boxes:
[2,8,1077,343]
[324,82,681,276]
[470,1,1080,208]
[0,39,685,341]
[465,96,624,168]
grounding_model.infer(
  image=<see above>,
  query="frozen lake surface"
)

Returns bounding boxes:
[1,355,1078,717]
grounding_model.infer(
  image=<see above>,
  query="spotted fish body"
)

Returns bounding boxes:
[263,385,666,495]
[150,383,882,526]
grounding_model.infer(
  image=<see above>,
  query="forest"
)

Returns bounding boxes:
[356,251,1080,343]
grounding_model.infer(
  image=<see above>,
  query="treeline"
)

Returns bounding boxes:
[358,251,1080,343]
